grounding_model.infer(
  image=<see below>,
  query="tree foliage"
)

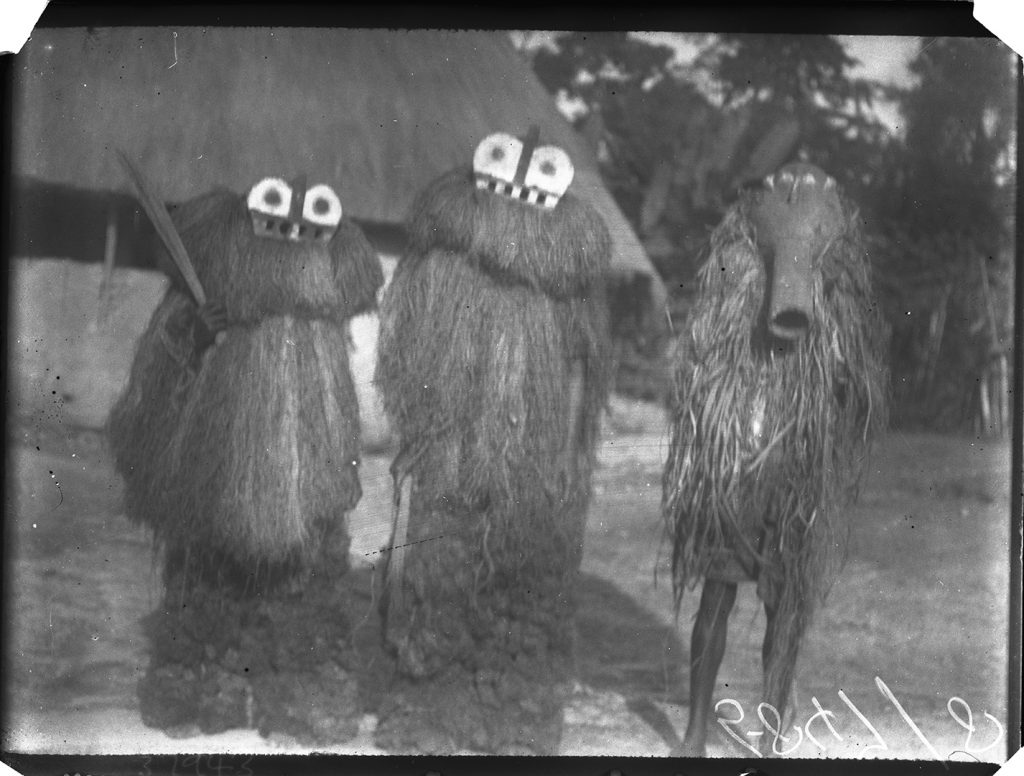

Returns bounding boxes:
[516,32,1016,430]
[531,33,712,233]
[877,37,1016,432]
[897,37,1015,238]
[522,32,892,286]
[699,34,891,198]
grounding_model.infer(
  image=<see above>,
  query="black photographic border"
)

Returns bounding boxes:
[1,2,1019,775]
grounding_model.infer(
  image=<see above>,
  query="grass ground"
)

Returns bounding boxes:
[2,407,1013,761]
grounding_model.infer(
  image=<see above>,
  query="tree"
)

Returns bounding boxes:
[521,32,893,286]
[516,32,897,402]
[516,32,1016,431]
[696,34,891,199]
[528,31,713,244]
[878,37,1016,433]
[521,32,719,399]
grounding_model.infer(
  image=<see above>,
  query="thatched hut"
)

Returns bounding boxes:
[10,26,665,440]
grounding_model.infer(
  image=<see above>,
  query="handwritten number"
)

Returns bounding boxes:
[717,687,1003,760]
[803,696,844,751]
[947,697,1004,755]
[874,676,942,760]
[947,696,976,751]
[757,702,804,756]
[160,754,250,776]
[715,698,763,757]
[978,713,1006,754]
[838,690,889,753]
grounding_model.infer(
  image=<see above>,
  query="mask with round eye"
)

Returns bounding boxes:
[472,126,574,209]
[247,176,343,243]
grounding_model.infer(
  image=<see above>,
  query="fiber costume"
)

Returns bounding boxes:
[662,163,888,754]
[374,129,613,754]
[108,174,383,742]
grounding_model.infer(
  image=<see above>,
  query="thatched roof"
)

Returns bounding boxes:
[13,27,665,305]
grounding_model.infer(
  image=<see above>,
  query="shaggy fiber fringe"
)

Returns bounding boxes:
[108,188,383,565]
[378,249,611,566]
[373,165,613,753]
[377,176,613,559]
[405,168,611,299]
[163,189,383,322]
[662,195,889,707]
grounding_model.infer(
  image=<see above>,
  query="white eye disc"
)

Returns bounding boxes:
[473,132,523,183]
[247,177,292,218]
[524,145,574,198]
[302,184,343,227]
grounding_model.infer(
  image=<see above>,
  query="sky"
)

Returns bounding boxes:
[838,35,920,89]
[632,32,920,87]
[636,32,920,133]
[514,31,922,135]
[839,36,920,132]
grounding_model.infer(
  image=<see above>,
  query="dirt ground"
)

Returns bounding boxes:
[2,408,1013,762]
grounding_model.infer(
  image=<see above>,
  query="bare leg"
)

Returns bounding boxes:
[676,579,737,756]
[760,596,801,756]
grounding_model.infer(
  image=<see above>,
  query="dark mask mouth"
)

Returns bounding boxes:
[470,126,572,211]
[246,177,342,244]
[250,212,334,244]
[473,173,560,209]
[752,269,810,359]
[769,308,811,341]
[756,239,815,347]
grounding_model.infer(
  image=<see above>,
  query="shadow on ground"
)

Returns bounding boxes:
[4,419,1012,759]
[342,566,686,750]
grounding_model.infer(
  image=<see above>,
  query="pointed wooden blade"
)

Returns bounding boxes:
[115,149,206,305]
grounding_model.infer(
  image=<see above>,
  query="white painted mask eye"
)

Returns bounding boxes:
[472,129,574,209]
[473,132,524,183]
[302,184,343,227]
[524,145,574,199]
[247,177,292,218]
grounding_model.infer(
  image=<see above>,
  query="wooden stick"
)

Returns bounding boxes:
[562,360,584,475]
[114,149,206,305]
[97,198,119,325]
[386,472,413,626]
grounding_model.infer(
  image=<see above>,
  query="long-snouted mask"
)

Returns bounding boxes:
[752,162,844,342]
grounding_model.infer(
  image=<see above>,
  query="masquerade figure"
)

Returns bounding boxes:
[663,163,888,755]
[108,165,383,743]
[374,128,613,754]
